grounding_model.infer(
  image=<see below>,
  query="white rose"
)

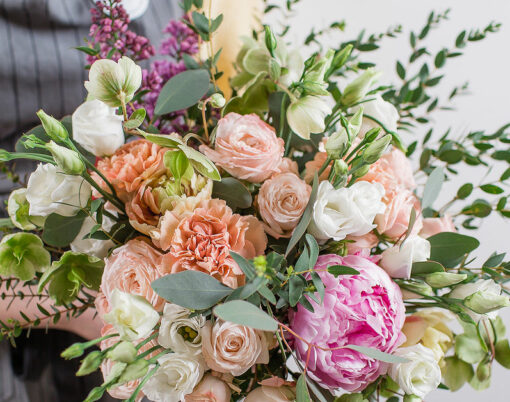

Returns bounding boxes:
[352,94,399,136]
[450,279,509,322]
[103,289,160,341]
[389,344,442,399]
[72,100,124,156]
[70,215,115,259]
[158,303,206,355]
[307,180,385,242]
[26,163,91,217]
[380,236,431,279]
[142,353,205,402]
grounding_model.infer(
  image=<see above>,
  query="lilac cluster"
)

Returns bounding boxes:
[87,0,155,64]
[136,19,200,132]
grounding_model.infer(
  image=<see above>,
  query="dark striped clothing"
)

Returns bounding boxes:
[0,1,178,401]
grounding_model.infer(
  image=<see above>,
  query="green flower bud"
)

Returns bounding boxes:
[326,128,350,159]
[350,164,370,180]
[464,290,510,314]
[253,255,267,276]
[46,141,85,175]
[106,341,137,363]
[104,361,128,384]
[117,359,149,384]
[77,350,104,376]
[286,96,332,139]
[0,149,12,162]
[332,159,349,188]
[0,233,50,281]
[264,25,277,55]
[36,110,69,143]
[210,93,226,108]
[304,49,334,85]
[400,281,434,298]
[348,107,364,138]
[84,386,106,402]
[340,68,382,106]
[84,56,142,107]
[61,342,86,360]
[362,134,392,164]
[425,272,467,288]
[7,188,45,230]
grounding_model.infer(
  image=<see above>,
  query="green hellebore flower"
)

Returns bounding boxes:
[286,95,332,140]
[7,188,46,230]
[326,128,350,159]
[0,233,50,281]
[340,68,382,106]
[464,290,510,314]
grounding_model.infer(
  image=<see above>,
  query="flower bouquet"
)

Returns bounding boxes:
[1,1,510,401]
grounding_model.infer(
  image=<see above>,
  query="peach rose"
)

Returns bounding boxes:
[304,151,331,183]
[160,199,267,288]
[362,148,416,192]
[94,139,167,197]
[201,320,270,376]
[184,373,231,402]
[420,215,456,238]
[274,157,299,176]
[375,188,423,240]
[199,113,284,183]
[99,239,165,314]
[99,324,158,401]
[245,385,296,402]
[346,232,379,254]
[257,173,311,238]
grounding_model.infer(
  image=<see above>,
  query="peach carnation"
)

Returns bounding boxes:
[94,139,167,197]
[159,199,267,288]
[257,173,311,239]
[199,113,284,183]
[99,239,165,314]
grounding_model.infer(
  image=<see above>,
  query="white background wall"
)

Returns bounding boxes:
[268,1,510,400]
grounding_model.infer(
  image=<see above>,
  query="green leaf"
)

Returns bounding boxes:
[455,326,487,364]
[480,184,504,194]
[396,61,406,80]
[286,173,318,256]
[138,131,184,148]
[229,251,256,280]
[213,300,278,331]
[289,276,305,307]
[296,374,311,402]
[428,232,479,268]
[495,339,510,368]
[443,356,474,391]
[154,69,210,116]
[434,49,447,68]
[304,234,319,270]
[422,166,444,209]
[327,265,360,277]
[344,345,409,363]
[457,183,474,199]
[311,272,325,303]
[152,271,233,310]
[191,11,210,34]
[178,144,221,181]
[124,108,146,130]
[42,211,87,247]
[212,178,252,210]
[411,261,445,275]
[75,46,99,56]
[483,252,505,268]
[163,150,190,182]
[500,168,510,181]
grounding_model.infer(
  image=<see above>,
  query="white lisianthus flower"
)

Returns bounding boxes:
[158,303,206,355]
[307,180,385,242]
[70,215,115,259]
[380,236,431,279]
[72,100,124,156]
[26,163,91,217]
[8,188,45,230]
[84,56,142,107]
[103,289,160,341]
[352,94,400,136]
[286,96,332,139]
[450,279,510,322]
[142,353,205,402]
[389,344,441,399]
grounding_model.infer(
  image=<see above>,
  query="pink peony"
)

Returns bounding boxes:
[160,199,267,288]
[199,113,284,183]
[420,215,456,238]
[99,239,165,314]
[94,139,167,197]
[289,254,405,392]
[257,173,311,239]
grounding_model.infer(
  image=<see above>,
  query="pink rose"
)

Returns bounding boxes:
[94,139,167,197]
[199,113,284,183]
[201,320,270,376]
[362,148,416,192]
[99,239,165,314]
[375,188,423,240]
[257,173,311,239]
[420,215,456,238]
[184,373,231,402]
[346,232,379,254]
[289,254,405,392]
[274,157,299,176]
[99,324,158,401]
[245,385,296,401]
[160,199,267,288]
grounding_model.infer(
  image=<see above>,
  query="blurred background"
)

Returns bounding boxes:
[267,0,510,400]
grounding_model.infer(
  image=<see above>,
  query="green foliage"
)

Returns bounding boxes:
[296,374,311,402]
[213,300,278,331]
[212,177,252,210]
[0,233,50,280]
[42,211,87,247]
[428,232,479,268]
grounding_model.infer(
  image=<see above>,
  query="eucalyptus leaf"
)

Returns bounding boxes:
[422,166,444,209]
[212,178,252,209]
[344,345,409,363]
[296,374,311,402]
[411,261,445,275]
[327,265,360,277]
[42,211,87,247]
[428,232,480,268]
[213,300,278,331]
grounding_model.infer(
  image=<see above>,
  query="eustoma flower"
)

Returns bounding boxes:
[289,254,405,392]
